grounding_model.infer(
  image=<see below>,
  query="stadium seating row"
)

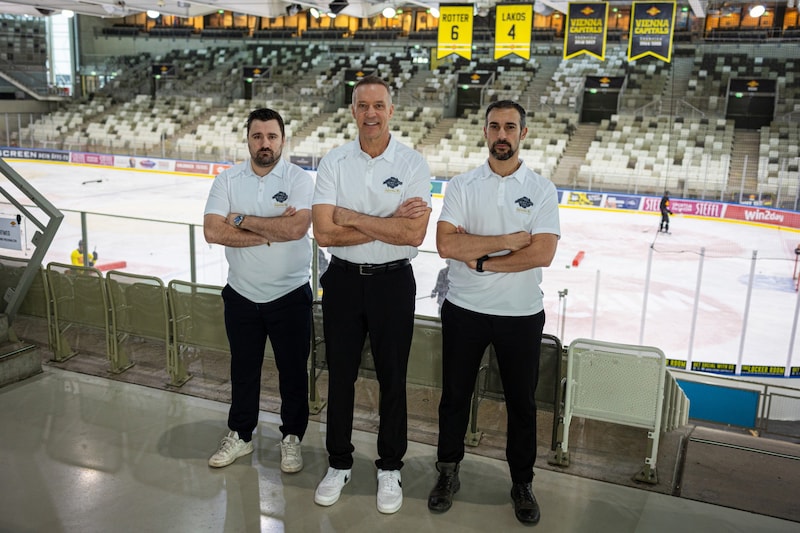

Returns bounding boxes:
[10,42,799,203]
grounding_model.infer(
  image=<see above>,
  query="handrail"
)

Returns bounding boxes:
[0,158,63,325]
[675,99,706,119]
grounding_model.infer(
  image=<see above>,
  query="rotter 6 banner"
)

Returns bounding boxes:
[437,5,474,60]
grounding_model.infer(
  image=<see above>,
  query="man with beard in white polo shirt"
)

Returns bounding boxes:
[427,100,560,525]
[204,108,313,475]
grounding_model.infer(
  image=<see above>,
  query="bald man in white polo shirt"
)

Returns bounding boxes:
[312,75,431,514]
[428,100,560,525]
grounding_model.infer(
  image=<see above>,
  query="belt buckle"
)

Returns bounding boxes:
[358,264,373,276]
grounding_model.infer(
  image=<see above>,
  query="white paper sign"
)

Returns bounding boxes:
[0,217,22,250]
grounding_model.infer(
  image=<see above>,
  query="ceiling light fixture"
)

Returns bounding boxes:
[748,4,766,16]
[146,10,160,18]
[309,7,321,18]
[382,7,396,17]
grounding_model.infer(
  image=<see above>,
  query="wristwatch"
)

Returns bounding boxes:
[233,214,245,228]
[476,255,490,273]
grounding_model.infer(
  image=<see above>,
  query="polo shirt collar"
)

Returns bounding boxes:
[480,158,526,183]
[248,157,286,179]
[355,134,397,163]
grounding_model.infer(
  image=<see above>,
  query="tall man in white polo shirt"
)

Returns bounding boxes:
[427,100,560,525]
[204,108,314,473]
[312,75,431,514]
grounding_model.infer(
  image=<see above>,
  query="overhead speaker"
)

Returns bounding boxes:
[329,0,349,14]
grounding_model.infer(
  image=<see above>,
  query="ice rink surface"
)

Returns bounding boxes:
[4,159,800,372]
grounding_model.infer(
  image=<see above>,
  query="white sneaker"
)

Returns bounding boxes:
[377,469,403,514]
[314,467,351,506]
[208,431,254,468]
[280,434,303,473]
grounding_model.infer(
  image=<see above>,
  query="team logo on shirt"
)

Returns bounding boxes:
[383,177,402,191]
[273,191,288,204]
[515,196,533,211]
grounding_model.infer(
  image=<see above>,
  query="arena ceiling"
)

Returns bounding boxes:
[0,0,724,21]
[2,0,442,19]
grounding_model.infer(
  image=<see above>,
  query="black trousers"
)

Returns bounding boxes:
[223,283,312,442]
[437,300,545,484]
[320,259,416,471]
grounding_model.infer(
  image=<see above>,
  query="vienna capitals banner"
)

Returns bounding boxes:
[564,2,608,60]
[627,2,676,62]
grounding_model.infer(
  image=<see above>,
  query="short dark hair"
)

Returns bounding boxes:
[352,75,392,106]
[485,100,527,130]
[246,108,285,138]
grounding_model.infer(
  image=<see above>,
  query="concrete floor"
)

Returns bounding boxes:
[3,316,799,531]
[1,359,798,533]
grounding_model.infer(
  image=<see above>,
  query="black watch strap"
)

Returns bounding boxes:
[476,255,490,272]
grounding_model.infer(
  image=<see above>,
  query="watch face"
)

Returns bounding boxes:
[234,215,244,226]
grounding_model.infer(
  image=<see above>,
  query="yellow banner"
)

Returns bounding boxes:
[495,4,532,60]
[437,5,474,60]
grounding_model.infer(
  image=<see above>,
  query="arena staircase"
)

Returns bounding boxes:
[729,129,761,200]
[521,54,561,111]
[551,123,598,187]
[660,55,695,117]
[290,111,333,148]
[417,117,457,152]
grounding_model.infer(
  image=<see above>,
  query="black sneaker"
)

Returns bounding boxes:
[427,462,460,512]
[510,482,540,524]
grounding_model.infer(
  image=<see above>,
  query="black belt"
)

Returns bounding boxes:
[330,256,410,276]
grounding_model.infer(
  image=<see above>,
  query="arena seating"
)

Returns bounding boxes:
[5,36,800,202]
[757,122,800,198]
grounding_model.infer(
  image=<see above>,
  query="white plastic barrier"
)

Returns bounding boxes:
[556,338,667,483]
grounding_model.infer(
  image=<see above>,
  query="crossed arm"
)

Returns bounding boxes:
[312,197,431,248]
[204,206,311,247]
[436,221,558,272]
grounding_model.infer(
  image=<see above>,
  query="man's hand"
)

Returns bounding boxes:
[226,207,296,226]
[504,231,533,252]
[392,197,429,219]
[332,206,357,227]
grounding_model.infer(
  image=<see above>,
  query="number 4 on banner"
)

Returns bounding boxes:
[495,4,532,60]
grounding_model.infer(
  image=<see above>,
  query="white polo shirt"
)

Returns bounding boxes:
[439,160,561,317]
[204,158,313,303]
[313,135,432,264]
